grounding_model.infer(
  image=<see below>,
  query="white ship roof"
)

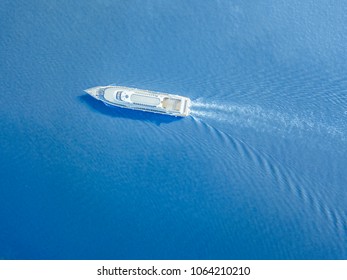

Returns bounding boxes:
[85,86,191,117]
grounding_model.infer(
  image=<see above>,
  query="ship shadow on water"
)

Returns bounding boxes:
[78,94,180,125]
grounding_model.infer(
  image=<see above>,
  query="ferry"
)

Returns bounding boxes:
[84,85,191,117]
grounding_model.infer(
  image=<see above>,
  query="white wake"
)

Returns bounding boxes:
[191,100,345,140]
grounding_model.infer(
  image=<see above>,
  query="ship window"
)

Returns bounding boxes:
[115,91,122,100]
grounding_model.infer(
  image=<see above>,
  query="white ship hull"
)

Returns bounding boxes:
[85,86,191,117]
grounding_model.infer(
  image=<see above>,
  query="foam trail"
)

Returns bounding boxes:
[191,100,345,140]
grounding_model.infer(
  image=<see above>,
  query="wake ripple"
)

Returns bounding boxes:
[190,116,347,254]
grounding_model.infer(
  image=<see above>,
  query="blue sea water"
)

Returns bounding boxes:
[0,0,346,259]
